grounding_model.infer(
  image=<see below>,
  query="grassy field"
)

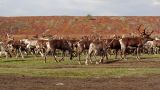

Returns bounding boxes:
[0,54,159,78]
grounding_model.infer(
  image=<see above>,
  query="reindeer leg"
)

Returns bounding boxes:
[154,47,157,54]
[93,51,99,64]
[136,48,139,60]
[39,49,44,57]
[156,47,158,54]
[86,46,97,65]
[120,50,123,60]
[19,48,24,59]
[122,48,127,60]
[52,49,58,62]
[0,52,2,59]
[44,49,50,63]
[44,53,47,63]
[5,52,8,60]
[104,50,108,63]
[85,54,89,65]
[99,52,105,64]
[39,51,44,57]
[136,47,140,60]
[16,49,19,59]
[115,49,118,60]
[107,49,111,58]
[105,49,109,60]
[8,51,12,58]
[85,50,92,65]
[124,53,127,60]
[32,48,37,60]
[78,52,81,65]
[16,53,18,59]
[30,49,34,55]
[60,51,65,62]
[119,41,127,60]
[120,49,124,60]
[89,52,93,64]
[77,49,83,65]
[124,47,128,60]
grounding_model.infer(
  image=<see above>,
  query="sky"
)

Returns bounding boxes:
[0,0,160,16]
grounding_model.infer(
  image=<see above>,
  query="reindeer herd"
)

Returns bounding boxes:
[0,25,160,65]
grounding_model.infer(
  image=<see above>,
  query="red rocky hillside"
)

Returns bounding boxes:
[0,16,160,39]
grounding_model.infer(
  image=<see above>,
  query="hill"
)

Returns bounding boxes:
[0,16,160,39]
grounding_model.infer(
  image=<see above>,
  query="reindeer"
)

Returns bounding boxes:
[0,42,9,59]
[6,34,27,59]
[143,41,154,54]
[20,38,38,55]
[143,37,160,54]
[44,39,74,63]
[35,39,49,57]
[105,35,121,60]
[76,37,92,64]
[85,35,121,65]
[85,39,107,65]
[119,25,154,60]
[153,40,160,54]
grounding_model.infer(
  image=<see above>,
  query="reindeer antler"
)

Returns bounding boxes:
[143,25,154,36]
[137,24,142,33]
[148,30,154,36]
[6,33,10,38]
[143,26,149,35]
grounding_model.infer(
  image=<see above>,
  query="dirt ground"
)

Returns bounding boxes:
[103,58,160,68]
[0,75,159,90]
[39,58,160,69]
[0,58,160,90]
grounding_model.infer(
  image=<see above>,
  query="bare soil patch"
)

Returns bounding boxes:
[0,75,160,90]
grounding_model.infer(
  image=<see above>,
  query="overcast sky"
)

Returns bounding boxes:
[0,0,160,16]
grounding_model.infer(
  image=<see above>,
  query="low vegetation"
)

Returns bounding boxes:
[0,54,159,78]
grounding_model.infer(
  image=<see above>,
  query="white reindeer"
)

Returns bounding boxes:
[0,42,8,59]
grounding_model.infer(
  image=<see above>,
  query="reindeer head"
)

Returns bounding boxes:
[137,25,154,38]
[137,24,154,40]
[6,33,14,43]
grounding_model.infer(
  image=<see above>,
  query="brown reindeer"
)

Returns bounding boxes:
[105,36,121,60]
[67,39,79,57]
[85,35,121,65]
[35,39,49,57]
[85,39,107,65]
[6,34,27,59]
[44,39,73,63]
[119,25,154,60]
[7,39,27,59]
[76,38,92,64]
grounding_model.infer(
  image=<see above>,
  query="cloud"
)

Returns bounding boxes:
[153,0,160,5]
[0,0,160,16]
